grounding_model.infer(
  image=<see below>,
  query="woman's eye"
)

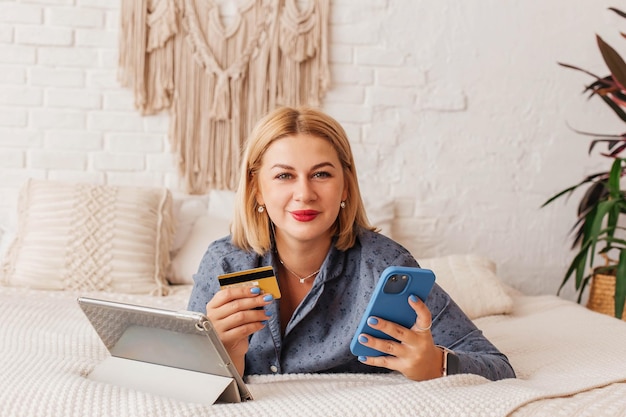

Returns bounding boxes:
[276,173,293,180]
[313,171,331,179]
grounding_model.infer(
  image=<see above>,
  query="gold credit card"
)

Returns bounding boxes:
[218,266,281,299]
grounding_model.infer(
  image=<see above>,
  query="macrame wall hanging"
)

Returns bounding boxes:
[118,0,330,194]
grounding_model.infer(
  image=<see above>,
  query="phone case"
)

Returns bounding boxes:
[350,266,436,357]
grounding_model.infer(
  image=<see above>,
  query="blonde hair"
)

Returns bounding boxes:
[231,106,374,255]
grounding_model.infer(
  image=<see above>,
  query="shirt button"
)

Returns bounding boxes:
[270,365,278,373]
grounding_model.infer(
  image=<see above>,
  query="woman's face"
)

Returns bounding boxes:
[256,134,348,247]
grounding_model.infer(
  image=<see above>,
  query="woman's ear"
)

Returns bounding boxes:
[253,175,264,206]
[342,178,349,202]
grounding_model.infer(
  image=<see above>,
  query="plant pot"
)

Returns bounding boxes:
[586,273,626,320]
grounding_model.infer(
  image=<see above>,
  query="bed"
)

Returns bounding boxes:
[2,179,626,417]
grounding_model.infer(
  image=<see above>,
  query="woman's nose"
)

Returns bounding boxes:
[294,178,316,202]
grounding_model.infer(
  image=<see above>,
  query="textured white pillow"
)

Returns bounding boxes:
[0,179,174,295]
[418,254,513,319]
[207,189,237,217]
[168,190,235,285]
[170,193,210,253]
[168,213,231,284]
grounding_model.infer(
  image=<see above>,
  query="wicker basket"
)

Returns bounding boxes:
[586,273,626,320]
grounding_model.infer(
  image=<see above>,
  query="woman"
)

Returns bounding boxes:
[188,106,515,381]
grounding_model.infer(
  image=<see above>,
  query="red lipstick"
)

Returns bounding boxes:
[290,210,319,222]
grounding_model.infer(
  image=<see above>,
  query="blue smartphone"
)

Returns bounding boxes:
[350,266,436,357]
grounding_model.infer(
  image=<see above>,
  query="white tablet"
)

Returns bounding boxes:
[77,297,253,404]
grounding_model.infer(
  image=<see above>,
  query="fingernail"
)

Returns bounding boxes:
[261,320,268,325]
[367,317,378,326]
[358,356,367,362]
[409,294,418,303]
[358,335,368,344]
[250,287,261,294]
[265,309,273,317]
[263,294,274,302]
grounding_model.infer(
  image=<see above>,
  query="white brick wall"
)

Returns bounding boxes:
[0,0,622,300]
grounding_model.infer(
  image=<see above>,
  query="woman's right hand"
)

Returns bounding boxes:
[205,286,274,375]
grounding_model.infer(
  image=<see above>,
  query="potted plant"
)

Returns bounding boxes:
[543,7,626,319]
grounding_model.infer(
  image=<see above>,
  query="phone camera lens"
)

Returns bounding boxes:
[383,274,409,294]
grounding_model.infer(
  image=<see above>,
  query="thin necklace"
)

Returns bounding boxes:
[278,258,320,284]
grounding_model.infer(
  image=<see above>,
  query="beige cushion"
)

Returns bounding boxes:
[418,254,514,319]
[0,179,174,295]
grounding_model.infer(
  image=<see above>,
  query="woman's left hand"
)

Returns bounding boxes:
[356,295,444,381]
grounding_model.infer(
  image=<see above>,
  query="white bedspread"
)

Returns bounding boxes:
[2,286,626,417]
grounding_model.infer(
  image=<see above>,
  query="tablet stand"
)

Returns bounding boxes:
[88,356,242,404]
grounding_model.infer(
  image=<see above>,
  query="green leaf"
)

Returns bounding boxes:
[541,185,579,207]
[541,172,608,208]
[597,35,626,90]
[578,179,609,216]
[559,243,591,294]
[608,158,622,199]
[577,274,592,303]
[585,199,617,269]
[615,251,626,318]
[597,234,626,247]
[575,250,587,290]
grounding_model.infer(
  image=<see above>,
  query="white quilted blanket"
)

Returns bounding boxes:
[2,286,626,417]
